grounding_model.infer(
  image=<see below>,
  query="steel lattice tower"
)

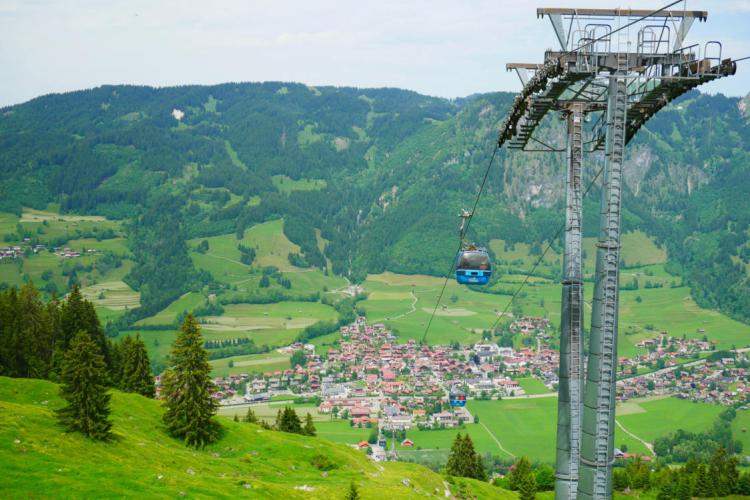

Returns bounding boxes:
[497,6,737,499]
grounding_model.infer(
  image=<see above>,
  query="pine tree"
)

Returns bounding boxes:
[446,433,485,480]
[675,476,693,500]
[446,433,467,477]
[18,282,54,378]
[345,481,360,500]
[0,287,20,377]
[59,285,110,375]
[277,406,302,433]
[695,464,713,497]
[468,435,487,481]
[162,314,219,448]
[303,412,316,436]
[244,407,258,424]
[56,331,112,440]
[518,470,537,500]
[509,456,534,491]
[233,414,239,422]
[60,285,88,349]
[120,334,155,397]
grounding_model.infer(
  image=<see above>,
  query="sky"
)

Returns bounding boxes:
[1,0,749,107]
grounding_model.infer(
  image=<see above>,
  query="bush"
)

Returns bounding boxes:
[310,454,338,471]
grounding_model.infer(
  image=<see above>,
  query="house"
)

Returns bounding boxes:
[401,439,414,447]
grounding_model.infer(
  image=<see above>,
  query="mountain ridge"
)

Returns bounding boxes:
[0,82,748,324]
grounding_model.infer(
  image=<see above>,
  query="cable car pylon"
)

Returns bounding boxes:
[496,4,738,498]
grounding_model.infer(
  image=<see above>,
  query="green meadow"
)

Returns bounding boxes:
[135,292,206,326]
[211,351,292,377]
[272,175,327,193]
[359,260,749,357]
[0,377,501,499]
[283,395,729,464]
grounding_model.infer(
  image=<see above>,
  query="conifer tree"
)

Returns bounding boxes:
[509,456,534,491]
[277,406,302,433]
[56,331,112,440]
[0,287,20,376]
[244,407,258,424]
[233,414,239,422]
[59,285,110,375]
[162,314,219,448]
[518,470,537,500]
[446,433,467,477]
[60,285,88,348]
[18,282,54,378]
[303,412,316,436]
[446,433,486,480]
[675,477,692,500]
[120,334,155,397]
[345,481,360,500]
[695,464,713,497]
[109,338,124,387]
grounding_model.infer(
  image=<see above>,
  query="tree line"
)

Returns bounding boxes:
[0,282,153,396]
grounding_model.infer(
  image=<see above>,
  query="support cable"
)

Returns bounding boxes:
[421,146,499,344]
[487,157,607,333]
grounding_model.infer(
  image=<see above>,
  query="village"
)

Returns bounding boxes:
[206,316,564,432]
[0,241,95,260]
[199,315,750,435]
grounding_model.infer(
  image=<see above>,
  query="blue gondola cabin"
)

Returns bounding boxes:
[455,248,492,285]
[449,390,467,407]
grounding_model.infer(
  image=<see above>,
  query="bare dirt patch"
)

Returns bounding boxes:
[421,307,476,317]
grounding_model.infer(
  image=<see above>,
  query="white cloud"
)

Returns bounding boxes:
[0,0,748,106]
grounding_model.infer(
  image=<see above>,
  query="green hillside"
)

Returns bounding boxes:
[0,84,748,327]
[0,377,505,499]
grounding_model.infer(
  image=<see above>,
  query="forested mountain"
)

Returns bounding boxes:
[0,83,748,323]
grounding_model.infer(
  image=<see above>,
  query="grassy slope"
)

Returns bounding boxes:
[360,268,750,358]
[0,377,503,499]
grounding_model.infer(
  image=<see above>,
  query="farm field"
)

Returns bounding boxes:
[261,395,719,462]
[517,377,553,395]
[203,302,337,332]
[80,280,140,311]
[188,219,303,279]
[463,396,722,462]
[361,272,509,345]
[359,267,749,358]
[616,396,724,443]
[210,351,292,377]
[217,401,322,421]
[315,420,371,444]
[188,219,345,294]
[135,292,206,326]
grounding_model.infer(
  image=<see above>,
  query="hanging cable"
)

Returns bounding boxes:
[421,146,499,344]
[487,155,608,333]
